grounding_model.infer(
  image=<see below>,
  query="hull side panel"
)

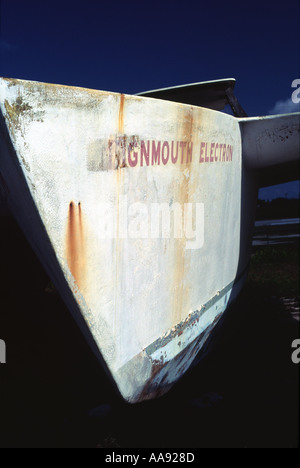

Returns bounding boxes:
[0,78,243,402]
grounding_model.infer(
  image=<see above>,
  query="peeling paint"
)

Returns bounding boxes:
[4,97,44,135]
[4,97,32,129]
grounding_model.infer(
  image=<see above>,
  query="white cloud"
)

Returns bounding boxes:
[268,97,300,115]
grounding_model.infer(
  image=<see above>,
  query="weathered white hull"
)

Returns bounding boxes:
[0,78,299,402]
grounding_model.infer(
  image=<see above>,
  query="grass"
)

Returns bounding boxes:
[247,243,299,298]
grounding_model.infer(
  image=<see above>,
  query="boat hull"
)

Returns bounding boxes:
[0,78,256,402]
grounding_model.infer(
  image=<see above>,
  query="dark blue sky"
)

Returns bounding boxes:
[0,0,299,199]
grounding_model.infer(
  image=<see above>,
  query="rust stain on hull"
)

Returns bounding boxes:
[171,106,195,324]
[66,201,86,291]
[119,94,125,134]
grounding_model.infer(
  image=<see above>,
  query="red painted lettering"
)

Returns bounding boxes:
[180,141,187,163]
[171,141,179,164]
[199,142,205,163]
[210,143,215,162]
[222,144,226,161]
[162,141,170,165]
[205,143,209,162]
[128,139,138,167]
[214,143,218,162]
[152,141,161,165]
[141,140,150,166]
[187,142,193,163]
[219,144,223,161]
